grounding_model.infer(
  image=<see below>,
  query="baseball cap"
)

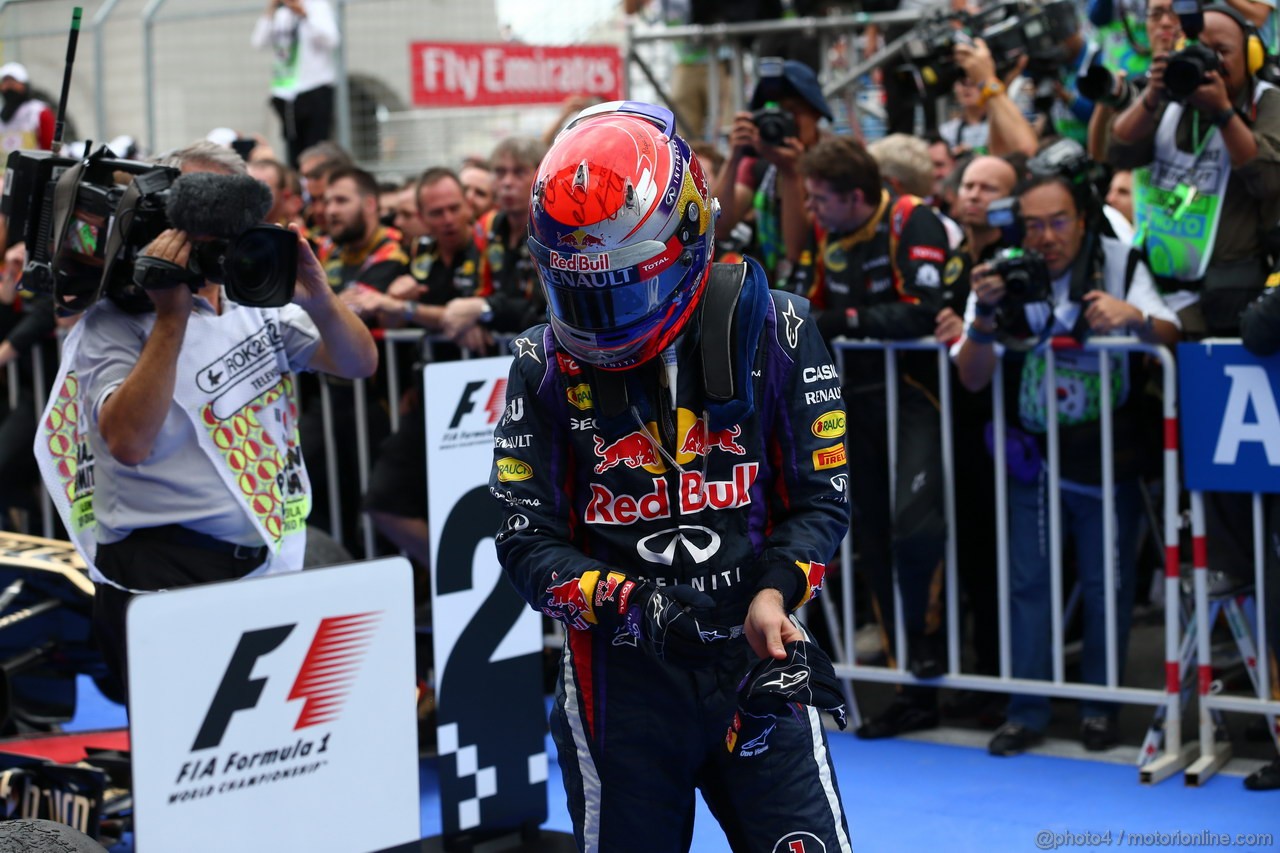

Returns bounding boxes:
[206,127,238,148]
[749,58,832,122]
[0,62,29,84]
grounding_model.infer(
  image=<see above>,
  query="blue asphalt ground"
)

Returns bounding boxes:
[70,676,1280,852]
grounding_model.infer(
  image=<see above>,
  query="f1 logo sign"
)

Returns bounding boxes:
[192,613,380,751]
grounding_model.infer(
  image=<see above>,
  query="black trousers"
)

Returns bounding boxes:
[272,84,335,168]
[92,526,267,705]
[847,380,947,679]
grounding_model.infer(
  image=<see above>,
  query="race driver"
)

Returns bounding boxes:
[490,100,852,852]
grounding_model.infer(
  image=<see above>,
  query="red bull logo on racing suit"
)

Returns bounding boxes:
[585,463,759,525]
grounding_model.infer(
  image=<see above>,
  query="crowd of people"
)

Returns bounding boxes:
[0,0,1276,829]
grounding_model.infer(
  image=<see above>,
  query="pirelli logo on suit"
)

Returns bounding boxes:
[812,444,846,471]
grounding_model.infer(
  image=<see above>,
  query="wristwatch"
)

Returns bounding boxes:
[478,300,495,324]
[976,79,1005,108]
[1210,107,1237,128]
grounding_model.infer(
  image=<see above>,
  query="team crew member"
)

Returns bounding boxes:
[492,101,852,852]
[442,138,547,346]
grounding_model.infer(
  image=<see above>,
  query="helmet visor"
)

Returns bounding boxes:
[529,232,689,332]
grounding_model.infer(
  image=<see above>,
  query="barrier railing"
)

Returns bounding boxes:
[831,336,1190,783]
[1186,491,1280,784]
[6,317,1278,786]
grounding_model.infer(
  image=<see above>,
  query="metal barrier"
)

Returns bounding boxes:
[315,328,513,558]
[623,10,918,142]
[1186,491,1280,785]
[5,307,1277,787]
[831,336,1189,783]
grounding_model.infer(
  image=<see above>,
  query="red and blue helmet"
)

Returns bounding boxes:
[529,101,716,371]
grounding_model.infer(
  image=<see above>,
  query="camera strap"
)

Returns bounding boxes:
[1066,227,1107,343]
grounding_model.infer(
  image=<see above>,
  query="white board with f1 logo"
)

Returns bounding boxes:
[127,557,420,853]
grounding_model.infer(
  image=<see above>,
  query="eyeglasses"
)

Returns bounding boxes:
[1147,7,1177,22]
[1023,215,1077,238]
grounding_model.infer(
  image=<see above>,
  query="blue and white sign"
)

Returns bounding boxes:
[1180,342,1280,494]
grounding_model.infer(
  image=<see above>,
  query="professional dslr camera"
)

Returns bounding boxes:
[2,144,297,315]
[1164,0,1219,101]
[982,197,1053,303]
[1077,61,1145,109]
[989,247,1052,303]
[751,103,798,147]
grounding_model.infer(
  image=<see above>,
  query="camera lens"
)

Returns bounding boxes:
[1077,65,1113,102]
[224,226,296,308]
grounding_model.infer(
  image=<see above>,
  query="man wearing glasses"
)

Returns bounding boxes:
[954,142,1180,756]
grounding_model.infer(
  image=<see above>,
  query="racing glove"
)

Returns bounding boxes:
[543,569,735,669]
[725,640,848,757]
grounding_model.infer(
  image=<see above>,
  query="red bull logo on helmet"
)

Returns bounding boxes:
[550,251,612,272]
[556,229,608,251]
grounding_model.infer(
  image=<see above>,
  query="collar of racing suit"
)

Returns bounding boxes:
[827,188,890,249]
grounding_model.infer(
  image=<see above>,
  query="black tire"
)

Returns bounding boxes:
[0,819,107,852]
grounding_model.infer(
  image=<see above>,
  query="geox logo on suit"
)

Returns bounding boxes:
[167,613,380,806]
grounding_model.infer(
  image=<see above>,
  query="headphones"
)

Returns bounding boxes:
[1207,5,1268,77]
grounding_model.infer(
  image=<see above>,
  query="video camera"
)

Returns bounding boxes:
[1164,0,1219,101]
[981,0,1079,82]
[899,0,1079,96]
[3,145,297,315]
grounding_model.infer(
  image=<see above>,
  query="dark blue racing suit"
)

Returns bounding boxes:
[491,260,852,852]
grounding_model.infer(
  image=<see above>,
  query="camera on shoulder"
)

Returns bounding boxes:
[898,0,1079,97]
[3,145,297,315]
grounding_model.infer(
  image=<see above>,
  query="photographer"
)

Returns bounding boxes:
[954,37,1040,158]
[65,142,376,697]
[714,59,832,285]
[1111,4,1280,598]
[953,146,1179,756]
[1110,4,1280,336]
[1086,0,1183,162]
